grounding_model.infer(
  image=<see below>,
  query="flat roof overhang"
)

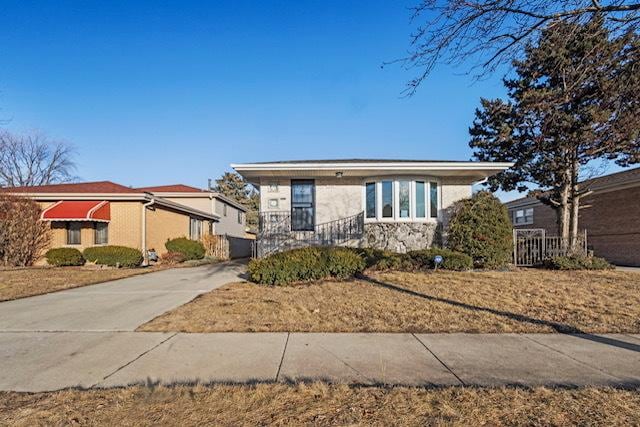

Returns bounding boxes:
[231,161,514,185]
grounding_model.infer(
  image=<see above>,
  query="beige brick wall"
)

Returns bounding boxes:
[314,177,362,224]
[260,178,290,213]
[439,177,474,227]
[40,201,142,251]
[146,205,190,254]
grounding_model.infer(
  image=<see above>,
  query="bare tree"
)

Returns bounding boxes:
[0,131,76,187]
[400,0,640,94]
[0,195,51,266]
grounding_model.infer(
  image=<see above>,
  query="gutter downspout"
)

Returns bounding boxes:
[142,198,155,266]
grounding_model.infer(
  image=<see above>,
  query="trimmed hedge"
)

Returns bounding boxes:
[351,247,472,271]
[83,246,143,268]
[447,191,513,268]
[165,238,205,261]
[45,248,85,266]
[543,255,612,270]
[248,247,365,285]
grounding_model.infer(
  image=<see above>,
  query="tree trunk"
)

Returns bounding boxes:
[569,153,581,254]
[559,183,571,251]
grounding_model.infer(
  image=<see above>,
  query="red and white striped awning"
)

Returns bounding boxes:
[41,201,110,222]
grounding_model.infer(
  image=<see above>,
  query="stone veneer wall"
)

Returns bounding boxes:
[363,222,441,253]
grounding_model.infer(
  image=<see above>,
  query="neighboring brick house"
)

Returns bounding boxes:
[506,168,640,266]
[135,184,247,238]
[1,181,220,264]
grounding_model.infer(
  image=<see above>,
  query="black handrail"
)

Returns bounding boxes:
[256,211,365,257]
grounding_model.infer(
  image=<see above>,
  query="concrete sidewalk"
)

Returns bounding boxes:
[1,332,639,392]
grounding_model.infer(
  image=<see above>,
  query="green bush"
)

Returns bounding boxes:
[83,246,143,268]
[408,248,473,271]
[351,248,414,271]
[248,247,365,285]
[165,237,205,261]
[45,248,85,266]
[543,255,612,270]
[447,191,513,268]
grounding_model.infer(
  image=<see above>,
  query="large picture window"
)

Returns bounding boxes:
[364,178,439,222]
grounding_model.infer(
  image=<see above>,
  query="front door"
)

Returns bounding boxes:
[291,180,315,231]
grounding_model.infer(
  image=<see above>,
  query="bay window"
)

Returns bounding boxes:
[415,181,426,218]
[365,182,376,218]
[430,182,438,218]
[381,181,394,218]
[398,181,411,218]
[363,178,439,222]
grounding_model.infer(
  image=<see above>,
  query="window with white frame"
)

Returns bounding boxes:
[237,210,243,224]
[513,208,534,225]
[189,217,202,240]
[364,178,439,222]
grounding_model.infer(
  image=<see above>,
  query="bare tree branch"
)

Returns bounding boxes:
[399,0,640,94]
[0,131,77,187]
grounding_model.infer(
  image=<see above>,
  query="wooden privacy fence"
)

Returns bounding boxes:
[202,234,230,260]
[513,229,587,266]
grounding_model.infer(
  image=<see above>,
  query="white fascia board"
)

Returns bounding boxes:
[231,161,514,171]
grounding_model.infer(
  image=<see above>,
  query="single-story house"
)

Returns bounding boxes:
[506,167,640,267]
[231,159,512,256]
[1,181,248,263]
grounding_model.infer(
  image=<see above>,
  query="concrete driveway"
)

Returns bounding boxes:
[0,260,247,332]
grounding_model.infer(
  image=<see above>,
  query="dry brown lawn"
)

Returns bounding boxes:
[139,269,640,333]
[1,384,639,426]
[0,266,161,302]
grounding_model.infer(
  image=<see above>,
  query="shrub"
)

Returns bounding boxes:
[355,248,415,271]
[408,248,473,271]
[248,247,365,285]
[161,251,187,265]
[45,248,85,266]
[83,246,143,268]
[325,247,367,280]
[0,195,51,266]
[447,191,513,268]
[165,237,205,261]
[543,255,612,270]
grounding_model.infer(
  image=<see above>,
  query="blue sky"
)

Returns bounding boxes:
[0,1,624,200]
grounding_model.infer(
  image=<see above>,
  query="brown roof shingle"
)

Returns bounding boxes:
[0,181,142,194]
